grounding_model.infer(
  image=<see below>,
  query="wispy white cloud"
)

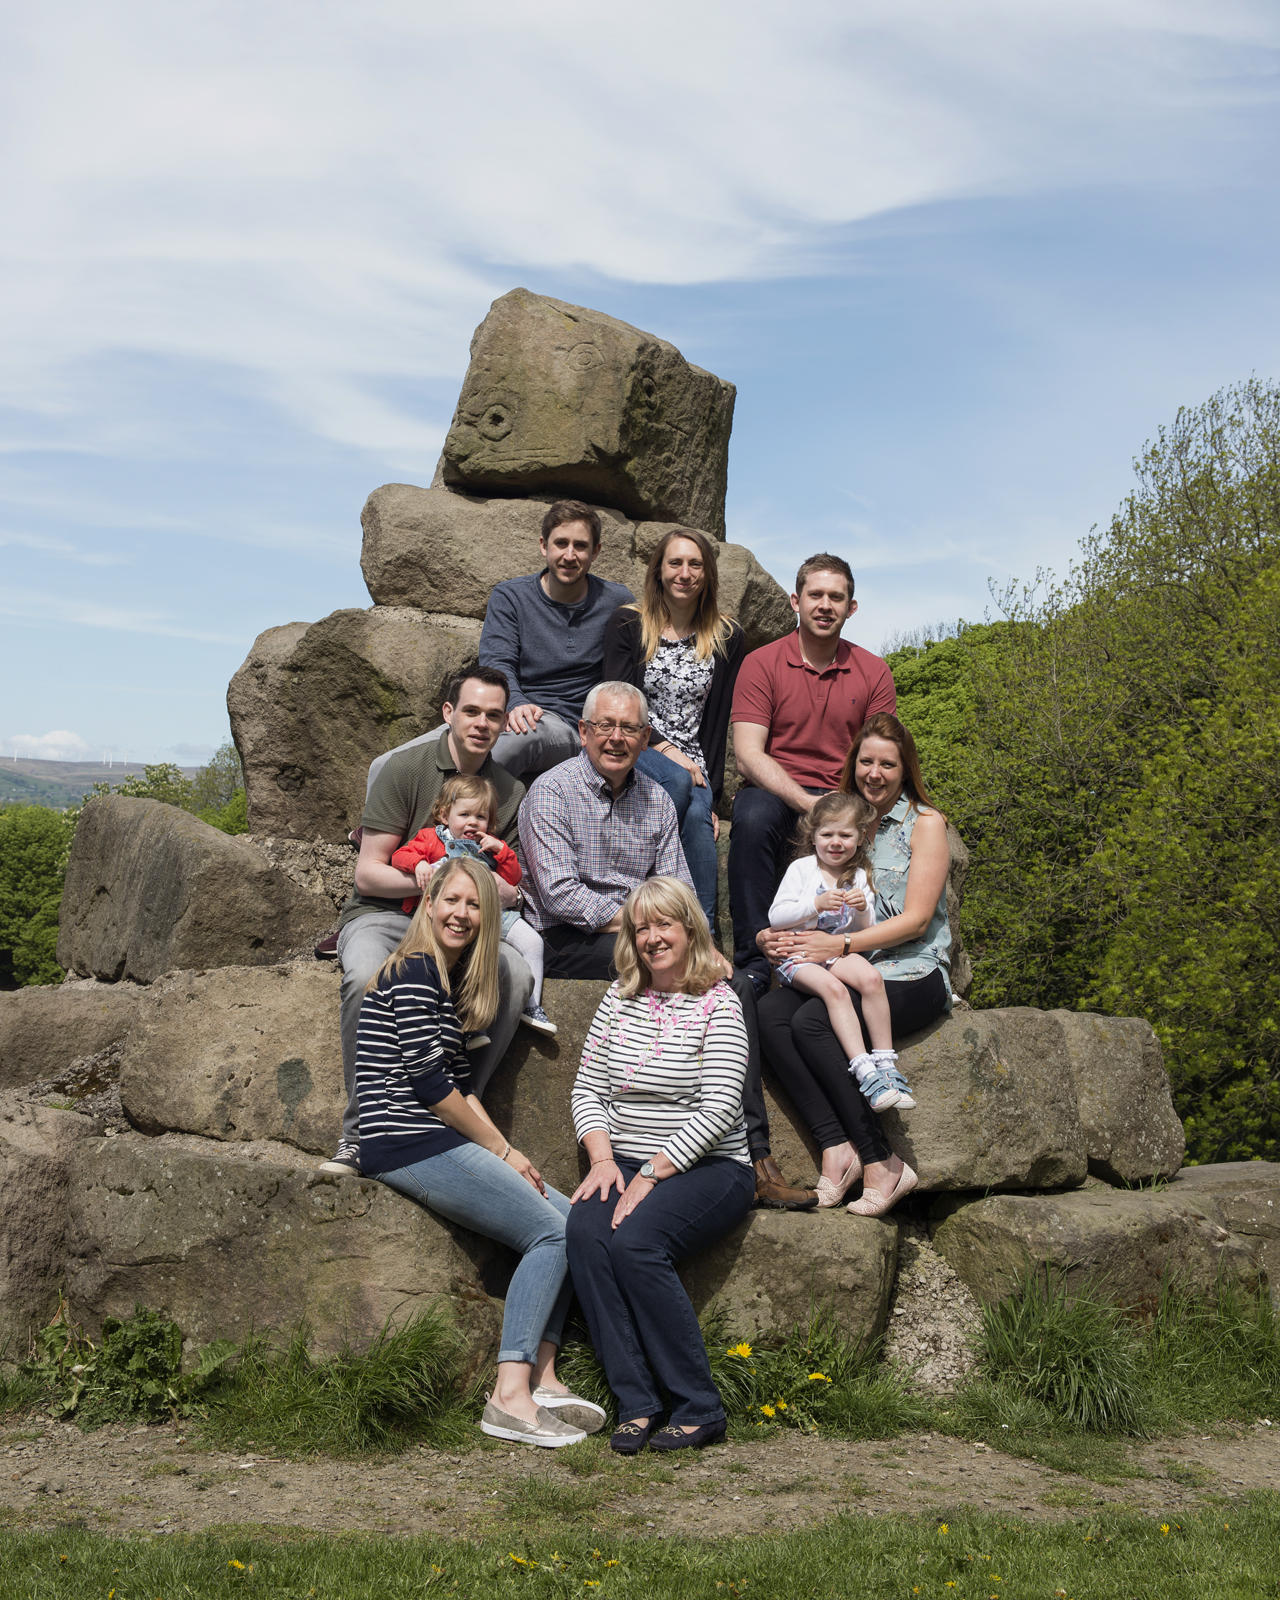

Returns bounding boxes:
[7,729,93,760]
[0,531,134,565]
[0,586,246,645]
[0,0,1274,463]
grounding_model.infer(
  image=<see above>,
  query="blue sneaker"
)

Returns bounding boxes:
[854,1065,902,1112]
[520,1003,557,1037]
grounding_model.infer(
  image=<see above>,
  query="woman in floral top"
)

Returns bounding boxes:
[603,529,746,926]
[756,714,954,1218]
[567,877,755,1455]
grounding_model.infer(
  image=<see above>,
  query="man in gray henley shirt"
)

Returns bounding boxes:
[367,500,634,788]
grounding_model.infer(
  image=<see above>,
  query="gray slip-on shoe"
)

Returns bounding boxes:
[532,1386,607,1434]
[479,1402,586,1447]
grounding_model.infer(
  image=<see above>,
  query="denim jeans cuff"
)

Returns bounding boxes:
[497,1348,538,1367]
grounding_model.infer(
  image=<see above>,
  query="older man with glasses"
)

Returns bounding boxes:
[519,680,816,1210]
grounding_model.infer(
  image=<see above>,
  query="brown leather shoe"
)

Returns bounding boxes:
[753,1156,818,1210]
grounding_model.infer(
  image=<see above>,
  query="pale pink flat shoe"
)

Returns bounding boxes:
[814,1151,863,1208]
[846,1161,917,1218]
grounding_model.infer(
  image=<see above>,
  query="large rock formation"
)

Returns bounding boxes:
[1169,1162,1280,1298]
[64,1136,504,1374]
[883,1009,1088,1192]
[57,797,334,983]
[1054,1011,1185,1183]
[679,1208,898,1346]
[0,1094,104,1349]
[227,607,483,840]
[440,289,736,537]
[359,484,792,648]
[931,1182,1267,1311]
[119,964,343,1153]
[0,979,143,1092]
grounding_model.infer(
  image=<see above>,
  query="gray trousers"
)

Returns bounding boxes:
[365,713,581,794]
[336,911,534,1143]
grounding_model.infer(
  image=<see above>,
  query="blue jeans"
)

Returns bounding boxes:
[635,747,719,927]
[565,1155,756,1426]
[377,1143,573,1366]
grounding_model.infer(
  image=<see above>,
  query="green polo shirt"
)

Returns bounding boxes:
[337,738,525,929]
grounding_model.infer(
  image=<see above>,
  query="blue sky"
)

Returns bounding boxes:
[3,0,1278,764]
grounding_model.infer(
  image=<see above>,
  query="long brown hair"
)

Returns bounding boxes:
[839,713,937,814]
[791,790,878,889]
[625,528,735,664]
[366,856,500,1030]
[613,876,725,999]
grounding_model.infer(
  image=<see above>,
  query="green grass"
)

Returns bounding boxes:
[198,1310,476,1458]
[5,1501,1280,1598]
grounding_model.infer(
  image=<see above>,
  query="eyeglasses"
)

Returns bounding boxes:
[582,719,647,739]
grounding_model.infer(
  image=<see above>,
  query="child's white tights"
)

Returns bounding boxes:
[503,917,545,1007]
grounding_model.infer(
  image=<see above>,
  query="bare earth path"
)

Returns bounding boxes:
[3,1417,1278,1542]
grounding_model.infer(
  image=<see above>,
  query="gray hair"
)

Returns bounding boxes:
[581,681,649,725]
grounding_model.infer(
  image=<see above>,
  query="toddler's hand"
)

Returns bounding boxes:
[844,888,867,911]
[414,860,434,889]
[814,890,844,912]
[478,832,503,855]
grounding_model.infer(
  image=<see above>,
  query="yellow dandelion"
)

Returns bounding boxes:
[776,1398,788,1411]
[230,1560,246,1570]
[605,1559,619,1567]
[760,1403,776,1418]
[593,1549,602,1558]
[728,1342,753,1359]
[938,1524,949,1535]
[510,1553,529,1565]
[1160,1524,1170,1535]
[807,1372,831,1383]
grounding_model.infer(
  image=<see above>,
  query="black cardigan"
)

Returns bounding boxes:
[601,608,746,807]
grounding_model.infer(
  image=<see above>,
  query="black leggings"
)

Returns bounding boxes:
[756,970,949,1165]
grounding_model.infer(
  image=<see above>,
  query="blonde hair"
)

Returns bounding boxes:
[792,791,878,891]
[431,773,499,831]
[367,856,500,1031]
[625,529,735,665]
[613,876,724,999]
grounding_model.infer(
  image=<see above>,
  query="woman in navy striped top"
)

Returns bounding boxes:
[566,876,756,1455]
[356,856,604,1449]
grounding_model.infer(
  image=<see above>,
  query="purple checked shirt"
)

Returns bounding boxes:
[519,751,694,932]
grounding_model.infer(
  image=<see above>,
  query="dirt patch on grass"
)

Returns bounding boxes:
[3,1414,1277,1541]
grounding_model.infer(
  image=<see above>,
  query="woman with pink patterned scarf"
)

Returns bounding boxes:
[566,876,755,1456]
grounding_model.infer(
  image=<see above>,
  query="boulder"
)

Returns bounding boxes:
[0,979,143,1091]
[1168,1162,1280,1301]
[678,1208,897,1346]
[931,1183,1265,1310]
[0,1094,102,1350]
[245,836,357,918]
[359,483,794,650]
[440,289,736,537]
[1053,1011,1185,1184]
[64,1135,504,1375]
[57,797,335,984]
[878,1009,1088,1193]
[119,964,343,1155]
[228,606,483,842]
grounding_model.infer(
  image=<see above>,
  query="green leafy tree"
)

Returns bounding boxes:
[939,378,1280,1156]
[0,805,75,986]
[189,741,243,816]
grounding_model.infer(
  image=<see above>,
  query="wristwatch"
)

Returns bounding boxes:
[639,1161,659,1181]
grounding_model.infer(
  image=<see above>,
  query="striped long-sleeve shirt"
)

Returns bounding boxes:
[519,752,693,933]
[570,981,751,1171]
[354,952,470,1175]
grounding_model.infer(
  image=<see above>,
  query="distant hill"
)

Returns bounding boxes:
[0,760,201,811]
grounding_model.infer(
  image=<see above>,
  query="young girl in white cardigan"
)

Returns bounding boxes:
[767,791,915,1112]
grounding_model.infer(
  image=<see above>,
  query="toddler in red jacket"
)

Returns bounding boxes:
[391,774,554,1037]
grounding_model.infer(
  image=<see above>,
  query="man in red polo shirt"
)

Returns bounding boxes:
[728,553,897,993]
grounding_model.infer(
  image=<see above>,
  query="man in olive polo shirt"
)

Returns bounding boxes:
[319,661,533,1176]
[728,553,897,993]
